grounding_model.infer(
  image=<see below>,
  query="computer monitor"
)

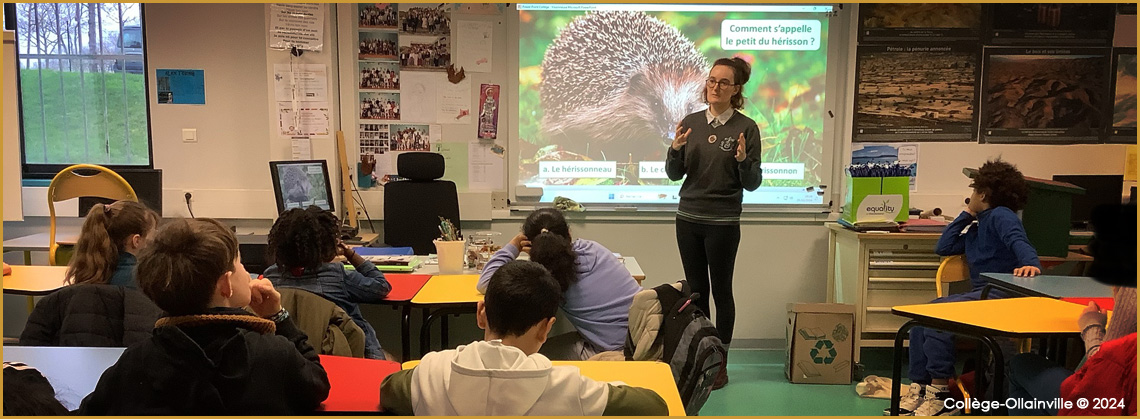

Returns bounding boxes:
[1052,174,1124,228]
[269,160,335,215]
[78,168,163,216]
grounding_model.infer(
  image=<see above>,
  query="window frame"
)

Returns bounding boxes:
[10,3,155,180]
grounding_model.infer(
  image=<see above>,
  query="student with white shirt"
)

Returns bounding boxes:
[665,57,763,389]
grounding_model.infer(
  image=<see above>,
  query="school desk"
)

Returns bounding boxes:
[623,256,646,285]
[887,297,1091,416]
[981,273,1113,299]
[401,359,686,416]
[315,354,401,412]
[3,265,69,314]
[373,273,432,363]
[2,346,401,413]
[410,274,483,357]
[3,231,79,264]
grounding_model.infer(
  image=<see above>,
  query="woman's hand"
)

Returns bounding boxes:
[734,133,746,162]
[1013,265,1040,277]
[671,124,691,151]
[248,278,283,318]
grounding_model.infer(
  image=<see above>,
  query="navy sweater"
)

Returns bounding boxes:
[936,207,1041,289]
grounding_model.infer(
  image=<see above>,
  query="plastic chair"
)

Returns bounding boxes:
[47,164,137,266]
[935,255,973,413]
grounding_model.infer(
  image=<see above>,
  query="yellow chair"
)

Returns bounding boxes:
[47,164,137,266]
[935,255,974,413]
[935,255,971,298]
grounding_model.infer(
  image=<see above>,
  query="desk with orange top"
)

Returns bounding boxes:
[401,359,686,416]
[887,297,1101,416]
[409,274,483,357]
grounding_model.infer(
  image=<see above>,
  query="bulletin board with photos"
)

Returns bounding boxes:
[854,3,1133,145]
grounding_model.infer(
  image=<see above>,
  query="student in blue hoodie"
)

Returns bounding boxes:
[263,206,391,359]
[478,208,641,361]
[897,158,1041,416]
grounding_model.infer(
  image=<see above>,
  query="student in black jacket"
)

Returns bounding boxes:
[77,218,331,415]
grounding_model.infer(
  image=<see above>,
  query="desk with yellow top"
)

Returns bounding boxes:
[887,297,1104,416]
[401,359,686,416]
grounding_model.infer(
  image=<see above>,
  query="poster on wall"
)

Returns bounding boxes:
[155,69,205,105]
[268,3,325,51]
[478,84,500,140]
[390,124,432,151]
[358,3,397,29]
[359,92,401,121]
[399,3,452,35]
[273,64,328,102]
[981,47,1110,144]
[1110,48,1137,143]
[359,123,391,155]
[987,3,1115,46]
[454,3,506,15]
[399,34,451,71]
[359,61,400,91]
[854,44,978,142]
[438,79,472,124]
[277,102,331,136]
[858,3,982,42]
[851,143,919,191]
[456,20,493,73]
[359,30,398,61]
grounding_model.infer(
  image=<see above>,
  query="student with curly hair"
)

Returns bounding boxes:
[896,158,1042,416]
[263,206,391,359]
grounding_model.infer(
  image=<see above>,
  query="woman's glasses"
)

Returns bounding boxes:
[705,78,736,89]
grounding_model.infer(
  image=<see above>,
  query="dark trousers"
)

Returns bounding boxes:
[1007,353,1070,415]
[676,218,740,344]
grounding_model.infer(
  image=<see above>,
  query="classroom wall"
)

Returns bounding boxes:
[4,4,1132,344]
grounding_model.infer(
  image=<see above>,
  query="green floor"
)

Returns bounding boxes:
[699,348,894,416]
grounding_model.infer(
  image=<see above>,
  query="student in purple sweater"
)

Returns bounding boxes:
[478,208,640,360]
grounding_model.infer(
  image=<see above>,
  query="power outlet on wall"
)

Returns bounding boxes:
[183,190,194,203]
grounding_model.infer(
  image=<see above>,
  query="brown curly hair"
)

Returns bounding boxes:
[268,206,340,273]
[970,158,1029,212]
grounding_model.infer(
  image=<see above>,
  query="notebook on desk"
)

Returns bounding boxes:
[362,255,425,272]
[354,247,414,256]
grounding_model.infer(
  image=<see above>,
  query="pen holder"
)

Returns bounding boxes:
[434,239,466,275]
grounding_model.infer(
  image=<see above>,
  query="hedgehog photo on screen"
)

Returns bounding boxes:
[540,11,710,161]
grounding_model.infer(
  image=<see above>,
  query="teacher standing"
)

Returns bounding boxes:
[664,57,762,389]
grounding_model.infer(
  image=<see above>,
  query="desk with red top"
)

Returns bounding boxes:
[1,346,401,413]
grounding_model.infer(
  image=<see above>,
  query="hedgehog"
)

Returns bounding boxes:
[540,11,710,159]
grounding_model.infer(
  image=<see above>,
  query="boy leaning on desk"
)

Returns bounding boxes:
[895,159,1042,416]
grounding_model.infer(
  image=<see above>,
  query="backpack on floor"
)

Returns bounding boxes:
[625,281,726,415]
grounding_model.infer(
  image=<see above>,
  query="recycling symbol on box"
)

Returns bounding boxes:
[810,339,837,364]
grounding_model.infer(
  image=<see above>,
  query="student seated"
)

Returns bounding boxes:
[77,218,330,415]
[1007,203,1136,416]
[383,260,668,416]
[899,159,1042,416]
[478,208,641,360]
[263,206,392,360]
[66,201,159,288]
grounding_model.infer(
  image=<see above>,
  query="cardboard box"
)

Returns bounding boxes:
[842,175,910,224]
[786,303,855,384]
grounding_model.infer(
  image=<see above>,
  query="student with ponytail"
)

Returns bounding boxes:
[477,208,640,360]
[66,200,160,288]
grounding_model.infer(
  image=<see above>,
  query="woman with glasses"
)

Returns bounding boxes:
[664,57,762,390]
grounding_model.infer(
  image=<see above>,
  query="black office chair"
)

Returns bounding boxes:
[384,152,461,255]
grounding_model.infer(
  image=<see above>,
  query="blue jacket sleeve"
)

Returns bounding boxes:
[936,211,974,256]
[343,261,391,302]
[995,210,1041,268]
[477,243,520,294]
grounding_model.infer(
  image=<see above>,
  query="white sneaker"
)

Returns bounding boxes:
[912,389,960,416]
[882,383,924,416]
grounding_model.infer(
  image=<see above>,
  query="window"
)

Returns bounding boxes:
[12,3,151,178]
